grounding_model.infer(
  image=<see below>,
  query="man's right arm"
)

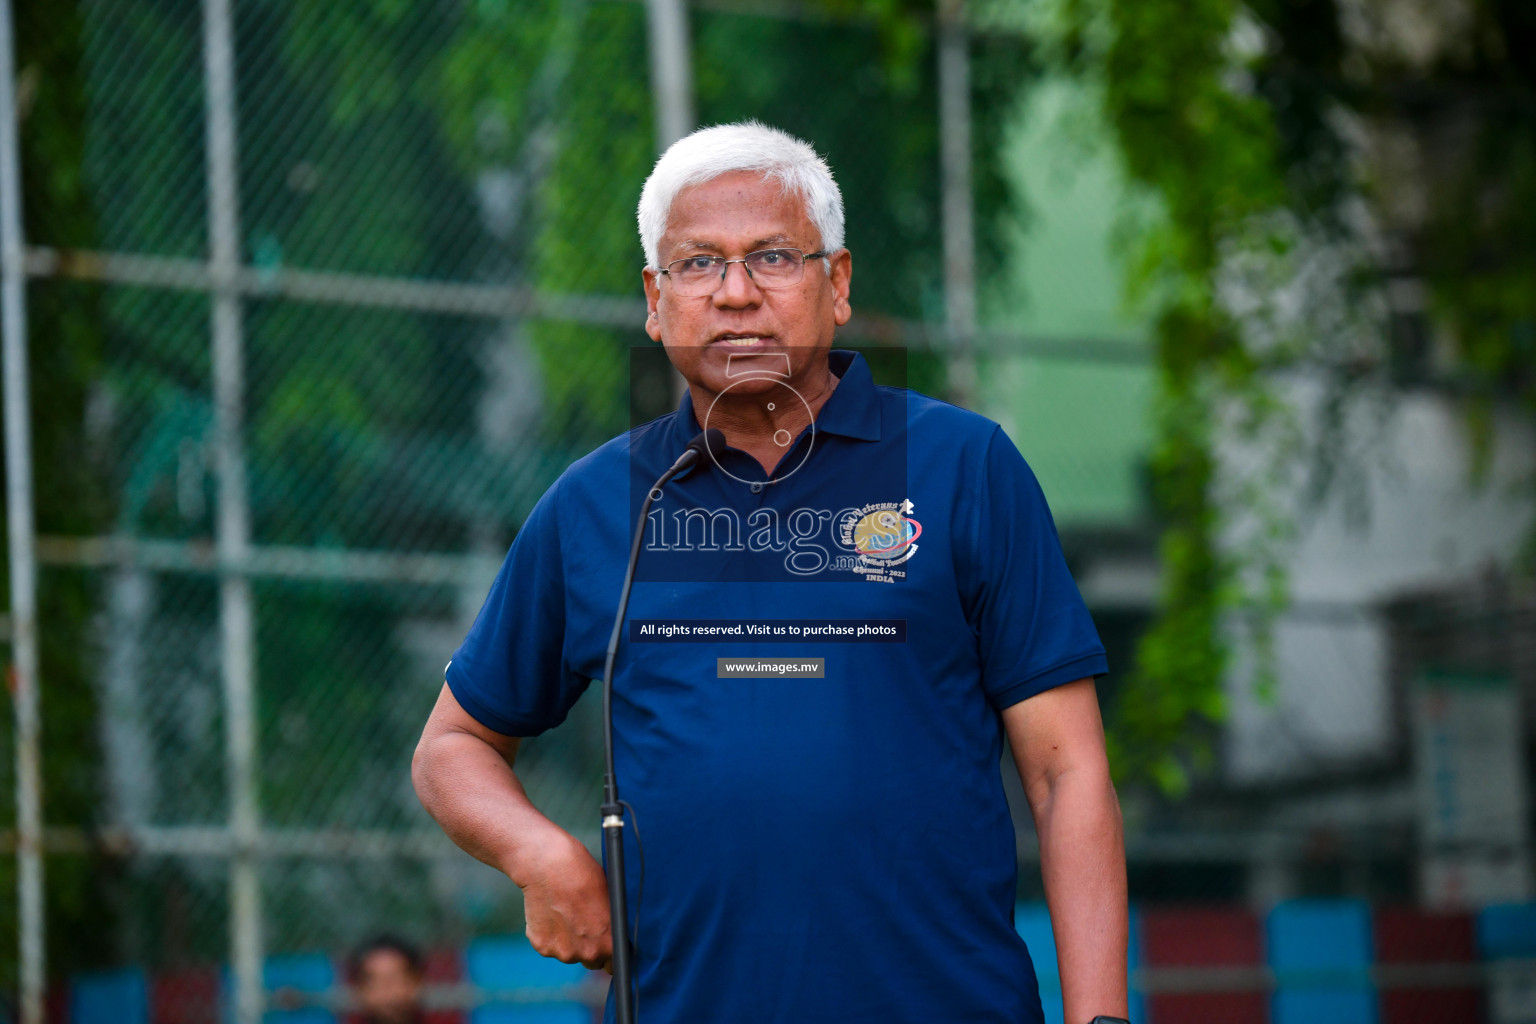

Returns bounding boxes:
[412,683,613,971]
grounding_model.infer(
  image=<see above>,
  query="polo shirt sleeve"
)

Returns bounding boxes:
[959,425,1108,709]
[445,476,589,736]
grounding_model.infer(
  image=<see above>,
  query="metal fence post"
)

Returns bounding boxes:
[0,1,45,1020]
[644,0,694,153]
[201,0,262,1020]
[645,0,694,403]
[938,0,976,403]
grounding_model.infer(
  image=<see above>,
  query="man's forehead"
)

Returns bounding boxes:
[660,173,816,254]
[668,233,797,255]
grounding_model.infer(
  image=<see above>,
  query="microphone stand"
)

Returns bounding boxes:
[600,431,719,1024]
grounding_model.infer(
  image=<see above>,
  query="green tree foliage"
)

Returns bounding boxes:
[1411,1,1536,482]
[6,0,114,979]
[434,0,1034,421]
[1058,0,1536,791]
[1092,0,1289,793]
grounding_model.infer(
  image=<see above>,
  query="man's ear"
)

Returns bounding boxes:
[830,248,853,327]
[642,267,663,342]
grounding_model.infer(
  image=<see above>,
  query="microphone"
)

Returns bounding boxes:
[667,426,727,479]
[601,428,725,1024]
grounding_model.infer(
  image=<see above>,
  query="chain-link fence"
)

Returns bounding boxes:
[0,2,1157,1020]
[10,1,1534,1022]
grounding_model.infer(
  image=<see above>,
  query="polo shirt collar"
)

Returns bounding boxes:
[673,348,882,443]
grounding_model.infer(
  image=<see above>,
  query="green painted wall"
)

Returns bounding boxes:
[980,75,1156,527]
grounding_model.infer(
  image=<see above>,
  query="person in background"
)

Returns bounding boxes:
[348,935,426,1024]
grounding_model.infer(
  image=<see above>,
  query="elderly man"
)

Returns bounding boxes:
[413,121,1129,1024]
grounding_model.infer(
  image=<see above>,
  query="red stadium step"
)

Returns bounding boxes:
[1139,905,1268,1024]
[150,967,220,1024]
[422,947,467,1024]
[1374,906,1481,1024]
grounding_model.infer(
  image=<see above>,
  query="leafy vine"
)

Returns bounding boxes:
[1059,0,1536,792]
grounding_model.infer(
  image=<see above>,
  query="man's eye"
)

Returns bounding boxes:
[683,257,717,272]
[757,251,787,265]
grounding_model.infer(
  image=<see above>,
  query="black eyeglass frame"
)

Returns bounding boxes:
[657,247,834,293]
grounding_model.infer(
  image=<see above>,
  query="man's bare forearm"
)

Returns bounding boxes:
[411,722,577,886]
[414,686,614,969]
[1034,765,1129,1023]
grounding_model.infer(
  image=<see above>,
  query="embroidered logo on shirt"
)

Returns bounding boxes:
[840,499,921,580]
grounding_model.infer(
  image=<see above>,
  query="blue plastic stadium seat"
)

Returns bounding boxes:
[468,1010,590,1024]
[1479,903,1536,959]
[70,968,148,1024]
[1126,904,1145,1024]
[1016,901,1143,1024]
[1016,902,1063,1024]
[1267,898,1377,1024]
[465,936,591,1024]
[239,953,335,1024]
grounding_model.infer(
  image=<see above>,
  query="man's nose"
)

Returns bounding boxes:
[713,259,763,307]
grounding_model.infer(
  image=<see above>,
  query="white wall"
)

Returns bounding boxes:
[1222,377,1534,783]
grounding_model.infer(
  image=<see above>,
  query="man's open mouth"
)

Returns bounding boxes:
[711,334,776,347]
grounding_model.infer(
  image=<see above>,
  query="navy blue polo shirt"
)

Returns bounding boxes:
[448,348,1108,1024]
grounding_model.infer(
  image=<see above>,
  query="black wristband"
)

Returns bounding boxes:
[1088,1017,1131,1024]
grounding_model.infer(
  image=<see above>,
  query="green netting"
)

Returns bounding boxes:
[9,0,1156,996]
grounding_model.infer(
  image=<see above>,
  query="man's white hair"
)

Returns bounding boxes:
[637,120,845,270]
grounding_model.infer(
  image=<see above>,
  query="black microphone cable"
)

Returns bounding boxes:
[601,427,726,1024]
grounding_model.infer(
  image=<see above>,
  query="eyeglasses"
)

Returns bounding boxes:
[658,247,831,297]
